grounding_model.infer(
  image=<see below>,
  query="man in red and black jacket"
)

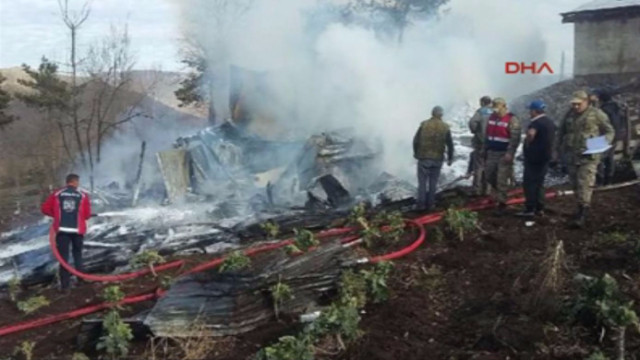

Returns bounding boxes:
[41,174,92,291]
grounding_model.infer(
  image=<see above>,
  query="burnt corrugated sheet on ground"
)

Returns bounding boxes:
[144,240,357,337]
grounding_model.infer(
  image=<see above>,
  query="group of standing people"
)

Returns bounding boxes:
[414,89,619,229]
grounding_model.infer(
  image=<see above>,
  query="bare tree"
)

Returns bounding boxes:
[83,24,152,191]
[58,0,90,166]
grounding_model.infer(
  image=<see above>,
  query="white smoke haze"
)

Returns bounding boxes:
[164,0,582,183]
[89,0,584,190]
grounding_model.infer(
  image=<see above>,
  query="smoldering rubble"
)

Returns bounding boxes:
[0,120,423,337]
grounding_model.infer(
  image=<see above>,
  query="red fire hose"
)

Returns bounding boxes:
[0,188,573,338]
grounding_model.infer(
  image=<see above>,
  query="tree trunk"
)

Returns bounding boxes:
[616,326,626,360]
[70,26,86,167]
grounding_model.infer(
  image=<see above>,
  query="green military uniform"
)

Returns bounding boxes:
[468,106,492,195]
[484,114,522,205]
[556,106,614,207]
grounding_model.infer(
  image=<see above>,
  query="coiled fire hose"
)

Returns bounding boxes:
[2,183,634,338]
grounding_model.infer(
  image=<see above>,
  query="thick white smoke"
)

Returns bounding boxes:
[169,0,583,182]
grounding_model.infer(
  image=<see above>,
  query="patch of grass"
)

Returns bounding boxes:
[101,285,125,308]
[586,351,608,360]
[71,353,90,360]
[443,208,478,242]
[16,296,49,314]
[219,251,251,273]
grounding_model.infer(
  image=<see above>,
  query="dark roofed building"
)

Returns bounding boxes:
[561,0,640,76]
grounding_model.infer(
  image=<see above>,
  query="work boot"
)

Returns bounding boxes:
[495,203,507,217]
[515,207,535,218]
[571,205,588,229]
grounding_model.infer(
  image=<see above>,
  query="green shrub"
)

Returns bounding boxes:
[292,229,319,252]
[260,221,280,239]
[255,335,314,360]
[310,300,362,342]
[96,311,133,360]
[361,262,394,304]
[219,251,251,273]
[101,285,125,309]
[586,351,608,360]
[13,341,35,360]
[595,231,629,245]
[373,211,405,243]
[71,353,90,360]
[16,296,50,314]
[270,279,293,319]
[130,250,166,276]
[339,270,367,309]
[444,208,478,241]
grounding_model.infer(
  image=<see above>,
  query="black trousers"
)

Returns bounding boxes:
[523,162,549,212]
[56,232,84,289]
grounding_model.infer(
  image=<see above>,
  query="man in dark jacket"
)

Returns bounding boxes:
[597,91,625,185]
[413,106,455,211]
[467,95,492,195]
[41,174,92,291]
[517,100,556,217]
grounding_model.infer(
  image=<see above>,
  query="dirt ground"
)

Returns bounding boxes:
[1,185,639,359]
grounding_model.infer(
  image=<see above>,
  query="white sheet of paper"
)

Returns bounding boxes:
[582,136,612,155]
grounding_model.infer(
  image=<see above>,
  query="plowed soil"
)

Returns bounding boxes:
[1,185,639,359]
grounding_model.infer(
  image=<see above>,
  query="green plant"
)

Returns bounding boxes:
[586,351,609,360]
[270,278,294,319]
[311,300,362,346]
[572,274,640,360]
[130,250,166,277]
[16,296,50,314]
[13,341,35,360]
[361,262,394,303]
[260,221,280,239]
[159,275,175,290]
[255,335,314,360]
[8,275,21,303]
[284,244,302,256]
[97,311,133,360]
[444,208,478,241]
[373,211,405,243]
[219,250,251,273]
[347,203,367,226]
[102,285,126,309]
[596,231,629,245]
[292,228,319,252]
[339,270,367,309]
[71,353,90,360]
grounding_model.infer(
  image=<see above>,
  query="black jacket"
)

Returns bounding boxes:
[524,115,556,165]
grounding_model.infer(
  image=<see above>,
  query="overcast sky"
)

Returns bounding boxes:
[0,0,181,71]
[0,0,586,73]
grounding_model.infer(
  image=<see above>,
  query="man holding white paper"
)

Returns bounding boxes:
[555,90,614,228]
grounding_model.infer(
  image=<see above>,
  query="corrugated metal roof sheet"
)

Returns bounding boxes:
[571,0,640,12]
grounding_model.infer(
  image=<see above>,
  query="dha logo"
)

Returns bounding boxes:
[505,62,554,74]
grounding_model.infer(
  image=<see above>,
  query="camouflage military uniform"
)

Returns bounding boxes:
[484,114,522,204]
[468,106,493,195]
[557,106,614,206]
[413,116,454,210]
